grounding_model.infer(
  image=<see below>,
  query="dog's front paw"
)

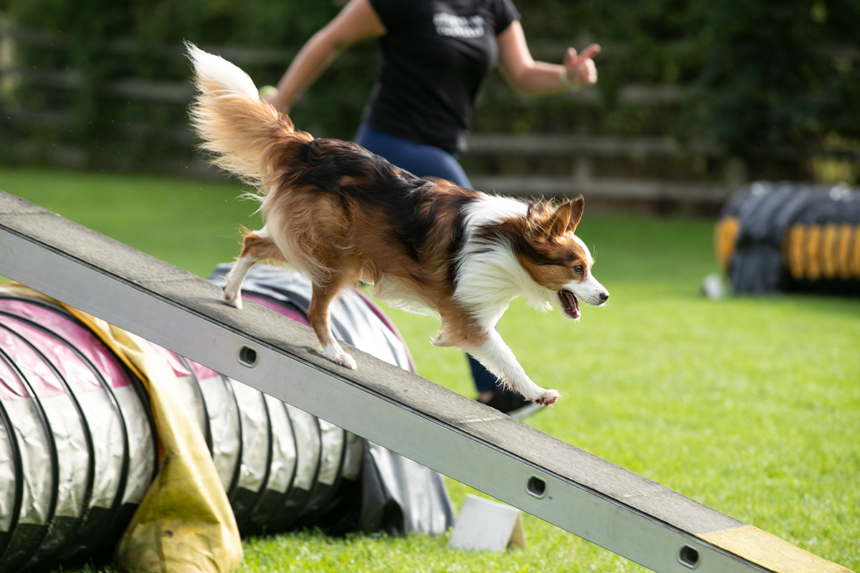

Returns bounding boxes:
[534,389,560,407]
[222,288,243,310]
[324,344,357,370]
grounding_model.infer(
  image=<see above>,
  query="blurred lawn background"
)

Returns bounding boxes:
[0,166,857,572]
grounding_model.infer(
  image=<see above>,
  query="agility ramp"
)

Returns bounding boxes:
[0,190,850,573]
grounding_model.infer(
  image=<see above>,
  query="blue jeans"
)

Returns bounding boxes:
[354,124,500,393]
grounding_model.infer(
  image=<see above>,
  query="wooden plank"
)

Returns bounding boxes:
[466,134,720,157]
[501,83,686,107]
[471,175,733,202]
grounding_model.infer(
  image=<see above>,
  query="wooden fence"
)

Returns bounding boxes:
[465,133,744,203]
[0,22,746,208]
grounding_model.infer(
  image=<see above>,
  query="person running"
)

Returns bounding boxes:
[263,0,600,418]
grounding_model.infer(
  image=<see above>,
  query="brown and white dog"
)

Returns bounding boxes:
[187,44,609,407]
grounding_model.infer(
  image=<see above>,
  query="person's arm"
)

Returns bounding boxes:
[264,0,386,112]
[497,20,600,94]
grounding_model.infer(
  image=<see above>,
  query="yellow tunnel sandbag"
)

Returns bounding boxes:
[853,227,860,278]
[821,224,839,279]
[837,225,854,279]
[783,224,860,282]
[836,225,855,279]
[715,216,741,272]
[805,225,822,281]
[833,223,860,279]
[0,284,243,573]
[784,225,807,280]
[71,315,244,573]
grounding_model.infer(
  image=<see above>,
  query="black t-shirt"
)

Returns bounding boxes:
[365,0,520,153]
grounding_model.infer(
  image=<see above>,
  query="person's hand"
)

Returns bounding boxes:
[563,44,601,87]
[259,85,278,102]
[259,85,291,113]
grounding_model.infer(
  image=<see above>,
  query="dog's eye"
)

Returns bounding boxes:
[574,265,584,275]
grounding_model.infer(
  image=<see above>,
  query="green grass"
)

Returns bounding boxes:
[1,166,858,572]
[0,166,265,277]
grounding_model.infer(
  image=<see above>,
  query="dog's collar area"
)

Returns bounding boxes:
[558,288,580,319]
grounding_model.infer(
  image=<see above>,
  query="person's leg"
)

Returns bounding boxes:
[469,355,500,394]
[355,124,472,188]
[354,125,540,417]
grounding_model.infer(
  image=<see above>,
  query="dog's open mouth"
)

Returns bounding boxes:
[558,289,580,319]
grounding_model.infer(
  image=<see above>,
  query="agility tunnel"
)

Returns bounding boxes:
[716,181,860,294]
[0,266,452,572]
[0,295,156,572]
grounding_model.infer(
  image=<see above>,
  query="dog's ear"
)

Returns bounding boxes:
[548,202,572,237]
[547,196,584,237]
[567,195,584,233]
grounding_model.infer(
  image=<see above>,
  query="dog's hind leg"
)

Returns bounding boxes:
[307,271,359,369]
[462,330,560,407]
[223,226,283,309]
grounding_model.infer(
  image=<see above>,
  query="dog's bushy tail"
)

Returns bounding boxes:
[186,42,311,190]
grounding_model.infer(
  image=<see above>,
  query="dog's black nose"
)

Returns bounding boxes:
[599,292,609,303]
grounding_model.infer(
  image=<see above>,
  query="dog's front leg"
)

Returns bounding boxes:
[222,256,255,310]
[463,330,560,407]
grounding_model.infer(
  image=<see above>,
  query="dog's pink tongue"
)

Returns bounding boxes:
[560,289,580,318]
[570,292,581,318]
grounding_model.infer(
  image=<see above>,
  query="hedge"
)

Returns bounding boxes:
[1,0,858,179]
